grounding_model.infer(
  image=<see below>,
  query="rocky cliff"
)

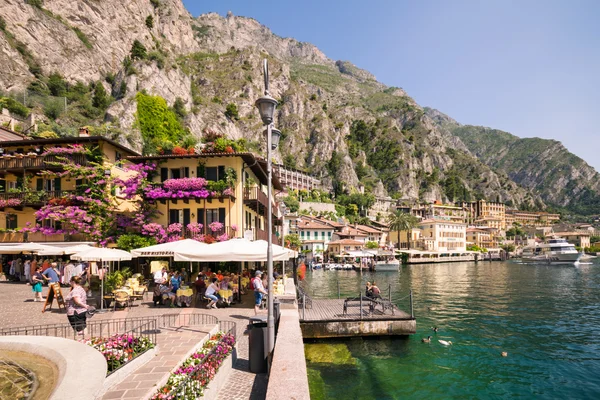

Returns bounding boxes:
[0,0,556,210]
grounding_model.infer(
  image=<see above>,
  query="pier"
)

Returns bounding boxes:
[298,292,416,338]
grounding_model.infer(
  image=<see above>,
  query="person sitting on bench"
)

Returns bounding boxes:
[371,282,382,299]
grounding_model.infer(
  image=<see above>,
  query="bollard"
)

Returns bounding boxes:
[302,293,306,320]
[359,292,363,320]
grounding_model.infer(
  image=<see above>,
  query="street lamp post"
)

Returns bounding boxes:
[255,59,280,355]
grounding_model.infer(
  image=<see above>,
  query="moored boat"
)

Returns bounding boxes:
[520,238,582,263]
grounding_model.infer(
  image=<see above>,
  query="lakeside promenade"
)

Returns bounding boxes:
[0,281,268,400]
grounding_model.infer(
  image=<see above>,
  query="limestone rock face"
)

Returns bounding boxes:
[0,0,569,209]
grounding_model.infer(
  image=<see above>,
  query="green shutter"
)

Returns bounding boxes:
[36,178,43,191]
[54,178,61,191]
[160,168,168,182]
[0,180,5,193]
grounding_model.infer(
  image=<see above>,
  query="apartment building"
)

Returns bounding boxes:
[461,200,506,230]
[273,164,320,192]
[0,132,138,242]
[127,152,281,243]
[506,209,560,227]
[466,227,498,249]
[416,219,467,252]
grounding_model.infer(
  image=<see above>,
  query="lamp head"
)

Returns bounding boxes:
[255,95,278,125]
[270,128,281,150]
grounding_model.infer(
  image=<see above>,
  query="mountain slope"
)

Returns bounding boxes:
[425,108,600,214]
[0,0,542,209]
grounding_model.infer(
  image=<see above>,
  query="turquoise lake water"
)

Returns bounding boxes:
[303,260,600,399]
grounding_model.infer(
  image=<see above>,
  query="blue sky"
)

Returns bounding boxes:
[182,0,600,171]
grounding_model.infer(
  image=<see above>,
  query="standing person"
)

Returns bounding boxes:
[29,258,38,282]
[204,278,220,309]
[23,258,31,284]
[253,271,268,315]
[31,266,44,302]
[43,263,60,284]
[64,276,89,335]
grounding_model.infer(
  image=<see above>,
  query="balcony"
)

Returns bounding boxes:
[243,187,276,216]
[0,232,90,243]
[0,154,88,172]
[181,225,238,240]
[0,190,75,207]
[254,228,280,244]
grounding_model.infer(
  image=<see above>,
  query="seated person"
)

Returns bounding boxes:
[365,282,373,298]
[194,273,206,295]
[371,282,381,299]
[171,271,182,293]
[204,278,220,309]
[160,281,176,306]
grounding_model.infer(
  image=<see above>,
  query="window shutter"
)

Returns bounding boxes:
[54,178,61,192]
[160,168,168,182]
[218,166,225,181]
[75,179,83,187]
[36,178,43,191]
[196,166,203,178]
[169,209,180,224]
[218,208,225,224]
[16,177,23,189]
[183,209,191,226]
[0,180,5,193]
[184,167,190,178]
[197,208,204,225]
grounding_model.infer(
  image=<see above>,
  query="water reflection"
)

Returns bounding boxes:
[305,260,600,399]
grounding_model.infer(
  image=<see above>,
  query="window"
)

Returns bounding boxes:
[301,231,305,238]
[5,214,17,230]
[205,166,226,182]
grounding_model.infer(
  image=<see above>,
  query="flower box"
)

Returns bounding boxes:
[80,333,155,374]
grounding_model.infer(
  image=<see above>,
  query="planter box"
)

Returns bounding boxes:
[98,347,158,397]
[28,232,66,242]
[0,232,24,243]
[202,345,237,400]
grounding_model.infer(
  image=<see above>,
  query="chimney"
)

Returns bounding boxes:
[78,126,90,137]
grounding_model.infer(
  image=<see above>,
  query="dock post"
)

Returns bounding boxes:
[410,289,414,318]
[388,284,391,301]
[359,292,363,320]
[302,294,306,320]
[338,279,340,299]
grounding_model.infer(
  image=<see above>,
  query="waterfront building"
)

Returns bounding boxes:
[295,216,335,262]
[552,231,591,248]
[427,202,468,223]
[416,219,467,252]
[505,209,560,227]
[324,239,363,260]
[461,200,506,230]
[0,130,138,242]
[273,164,320,191]
[127,152,281,243]
[466,227,498,249]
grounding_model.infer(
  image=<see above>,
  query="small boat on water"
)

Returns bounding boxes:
[374,253,400,271]
[520,238,582,263]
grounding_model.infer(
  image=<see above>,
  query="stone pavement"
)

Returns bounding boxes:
[0,281,269,400]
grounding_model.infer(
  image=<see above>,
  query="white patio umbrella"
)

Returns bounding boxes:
[71,247,132,311]
[173,238,295,262]
[0,242,57,254]
[131,239,206,257]
[36,244,95,256]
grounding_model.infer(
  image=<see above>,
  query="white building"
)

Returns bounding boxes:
[417,219,467,252]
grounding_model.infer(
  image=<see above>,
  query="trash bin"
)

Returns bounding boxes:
[274,298,281,331]
[248,315,268,373]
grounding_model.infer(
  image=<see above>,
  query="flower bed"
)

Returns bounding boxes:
[0,198,22,208]
[151,332,235,399]
[81,334,155,374]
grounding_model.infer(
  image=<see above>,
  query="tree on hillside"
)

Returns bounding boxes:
[387,210,418,249]
[130,40,147,60]
[92,82,110,109]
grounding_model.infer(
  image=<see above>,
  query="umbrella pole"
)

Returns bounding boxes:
[98,259,107,313]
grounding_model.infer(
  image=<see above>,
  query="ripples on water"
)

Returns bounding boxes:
[304,261,600,399]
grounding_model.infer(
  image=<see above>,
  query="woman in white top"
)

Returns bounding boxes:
[204,278,220,309]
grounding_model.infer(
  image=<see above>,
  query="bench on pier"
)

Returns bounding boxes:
[369,297,395,315]
[342,296,373,315]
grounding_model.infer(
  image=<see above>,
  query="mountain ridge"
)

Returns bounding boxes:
[1,0,596,214]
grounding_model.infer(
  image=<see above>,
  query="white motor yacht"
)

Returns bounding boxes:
[520,238,582,263]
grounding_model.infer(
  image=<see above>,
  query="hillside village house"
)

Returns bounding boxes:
[127,152,281,243]
[416,219,467,252]
[295,216,335,262]
[0,132,138,242]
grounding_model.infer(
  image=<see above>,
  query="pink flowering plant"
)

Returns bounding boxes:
[151,332,235,399]
[144,178,211,200]
[80,333,155,374]
[41,144,86,157]
[208,221,224,233]
[0,198,22,208]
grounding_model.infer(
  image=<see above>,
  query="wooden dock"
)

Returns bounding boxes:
[299,299,416,339]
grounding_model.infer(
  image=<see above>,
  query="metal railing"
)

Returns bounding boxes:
[0,316,158,344]
[0,190,75,205]
[0,154,87,170]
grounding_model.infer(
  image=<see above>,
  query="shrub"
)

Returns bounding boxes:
[130,40,147,60]
[43,98,64,119]
[47,73,67,97]
[1,97,30,118]
[136,92,185,154]
[145,15,154,29]
[224,103,239,120]
[147,51,164,69]
[25,0,43,8]
[211,96,222,104]
[92,82,110,109]
[172,97,187,118]
[149,0,160,8]
[309,94,317,101]
[72,27,92,49]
